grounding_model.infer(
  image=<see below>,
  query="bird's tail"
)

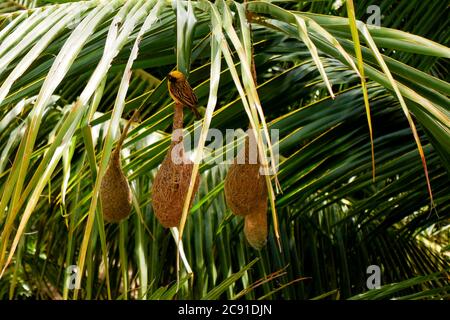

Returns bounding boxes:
[191,106,202,120]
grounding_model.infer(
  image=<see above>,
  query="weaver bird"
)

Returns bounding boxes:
[167,70,201,119]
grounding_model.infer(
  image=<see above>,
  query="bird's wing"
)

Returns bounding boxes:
[179,82,198,107]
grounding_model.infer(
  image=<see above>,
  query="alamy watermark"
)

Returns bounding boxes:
[66,265,80,290]
[366,5,383,29]
[169,128,280,175]
[366,265,381,289]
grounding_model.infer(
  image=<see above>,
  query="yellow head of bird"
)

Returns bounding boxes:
[168,70,185,83]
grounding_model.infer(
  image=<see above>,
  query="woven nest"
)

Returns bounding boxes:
[100,149,132,223]
[151,104,200,228]
[244,199,268,250]
[224,135,267,216]
[151,144,200,228]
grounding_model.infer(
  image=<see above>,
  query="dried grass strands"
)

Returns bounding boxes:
[151,103,200,228]
[100,111,138,223]
[224,131,267,217]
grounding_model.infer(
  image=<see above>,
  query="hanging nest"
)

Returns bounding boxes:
[244,198,268,250]
[151,104,200,228]
[100,112,137,223]
[224,132,267,216]
[100,149,132,223]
